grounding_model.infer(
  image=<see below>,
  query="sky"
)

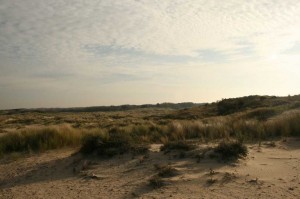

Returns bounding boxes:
[0,0,300,109]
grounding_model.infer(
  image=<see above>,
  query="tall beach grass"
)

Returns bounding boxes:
[1,110,300,157]
[0,125,84,156]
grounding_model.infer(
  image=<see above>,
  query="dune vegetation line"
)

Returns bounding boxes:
[1,95,300,157]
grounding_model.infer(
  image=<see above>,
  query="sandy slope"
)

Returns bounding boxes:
[0,139,300,199]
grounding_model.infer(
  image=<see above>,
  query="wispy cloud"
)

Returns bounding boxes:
[283,42,300,54]
[1,0,299,66]
[0,0,300,108]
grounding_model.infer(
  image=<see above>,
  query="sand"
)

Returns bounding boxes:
[1,138,300,199]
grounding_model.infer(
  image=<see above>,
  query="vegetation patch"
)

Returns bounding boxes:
[214,140,248,161]
[148,175,165,188]
[243,108,277,121]
[206,178,218,185]
[160,140,196,152]
[0,126,83,156]
[80,129,149,157]
[154,164,179,177]
[1,95,300,158]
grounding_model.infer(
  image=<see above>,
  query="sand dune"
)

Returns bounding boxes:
[1,138,300,199]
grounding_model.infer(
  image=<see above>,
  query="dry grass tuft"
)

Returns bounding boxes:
[148,175,165,188]
[0,125,83,156]
[160,140,196,152]
[155,164,179,177]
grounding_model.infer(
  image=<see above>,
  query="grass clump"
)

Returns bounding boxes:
[154,164,179,177]
[0,126,83,156]
[80,128,149,157]
[149,164,179,188]
[214,140,248,161]
[160,140,196,152]
[264,112,300,137]
[148,175,165,188]
[207,178,217,185]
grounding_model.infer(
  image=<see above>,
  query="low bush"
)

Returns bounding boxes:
[160,140,196,152]
[214,140,248,161]
[154,164,179,177]
[148,175,165,188]
[80,128,149,157]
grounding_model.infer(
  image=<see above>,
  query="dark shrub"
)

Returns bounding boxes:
[81,135,130,157]
[157,165,179,177]
[214,140,248,161]
[131,145,149,155]
[243,108,277,121]
[160,141,196,152]
[80,135,105,154]
[149,175,165,188]
[80,130,149,157]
